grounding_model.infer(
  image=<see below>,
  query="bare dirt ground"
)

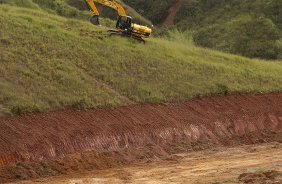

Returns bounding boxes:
[0,93,282,183]
[12,142,282,184]
[163,0,181,27]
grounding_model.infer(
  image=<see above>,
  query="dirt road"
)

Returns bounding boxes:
[13,143,282,184]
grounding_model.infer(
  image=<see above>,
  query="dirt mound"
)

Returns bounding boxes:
[0,93,282,182]
[239,170,282,184]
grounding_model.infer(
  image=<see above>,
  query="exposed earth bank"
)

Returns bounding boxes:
[0,93,282,183]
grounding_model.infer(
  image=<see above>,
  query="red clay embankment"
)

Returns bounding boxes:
[0,93,282,169]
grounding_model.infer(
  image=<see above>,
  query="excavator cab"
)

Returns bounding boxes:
[116,16,132,30]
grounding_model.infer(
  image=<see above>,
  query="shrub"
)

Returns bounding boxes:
[194,16,280,59]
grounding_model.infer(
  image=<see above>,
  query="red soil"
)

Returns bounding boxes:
[0,93,281,169]
[239,170,282,184]
[163,0,181,27]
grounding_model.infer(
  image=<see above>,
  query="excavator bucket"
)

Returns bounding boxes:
[90,15,100,26]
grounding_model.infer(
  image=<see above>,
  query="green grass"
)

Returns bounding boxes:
[157,29,195,46]
[1,4,282,115]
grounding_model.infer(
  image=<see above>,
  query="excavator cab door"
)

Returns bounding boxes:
[116,16,132,30]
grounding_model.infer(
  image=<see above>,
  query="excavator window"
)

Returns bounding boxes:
[116,16,132,30]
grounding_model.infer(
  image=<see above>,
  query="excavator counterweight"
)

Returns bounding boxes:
[85,0,152,42]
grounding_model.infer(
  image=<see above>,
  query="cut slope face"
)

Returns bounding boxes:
[0,93,281,169]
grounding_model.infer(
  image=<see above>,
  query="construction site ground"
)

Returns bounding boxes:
[12,142,282,184]
[0,93,282,183]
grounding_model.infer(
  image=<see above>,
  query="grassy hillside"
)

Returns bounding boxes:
[1,4,282,116]
[0,0,87,18]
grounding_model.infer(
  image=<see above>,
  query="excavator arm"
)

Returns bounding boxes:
[84,0,152,42]
[85,0,126,25]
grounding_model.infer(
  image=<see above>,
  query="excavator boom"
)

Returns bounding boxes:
[86,0,126,17]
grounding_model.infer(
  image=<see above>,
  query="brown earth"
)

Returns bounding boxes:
[0,93,282,183]
[239,170,282,184]
[163,0,181,27]
[9,143,282,184]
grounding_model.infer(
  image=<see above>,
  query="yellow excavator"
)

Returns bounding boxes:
[85,0,152,42]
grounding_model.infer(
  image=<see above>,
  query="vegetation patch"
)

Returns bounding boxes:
[175,0,282,59]
[194,15,281,59]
